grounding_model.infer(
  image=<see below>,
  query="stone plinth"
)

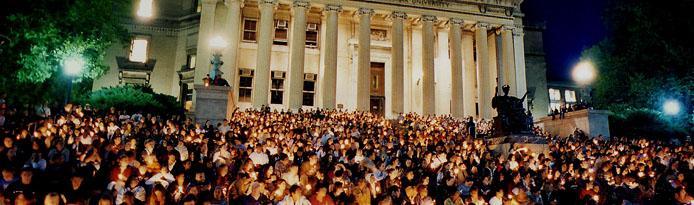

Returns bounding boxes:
[194,85,234,125]
[485,135,549,157]
[535,109,611,138]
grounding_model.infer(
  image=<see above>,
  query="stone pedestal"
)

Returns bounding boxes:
[535,109,611,138]
[485,134,549,157]
[194,85,234,125]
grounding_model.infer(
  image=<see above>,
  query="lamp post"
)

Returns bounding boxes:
[63,55,84,105]
[208,36,228,86]
[572,60,597,105]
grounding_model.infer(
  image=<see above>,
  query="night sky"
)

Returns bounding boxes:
[521,0,607,82]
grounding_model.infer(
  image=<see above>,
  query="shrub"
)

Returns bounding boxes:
[609,107,689,140]
[82,85,182,115]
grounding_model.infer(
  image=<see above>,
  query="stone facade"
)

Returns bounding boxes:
[523,23,550,118]
[93,0,551,120]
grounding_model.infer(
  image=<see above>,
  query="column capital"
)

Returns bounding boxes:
[391,11,408,20]
[421,15,437,23]
[292,0,309,8]
[475,22,491,30]
[501,25,515,31]
[357,8,374,16]
[324,4,342,12]
[449,18,464,26]
[258,0,277,6]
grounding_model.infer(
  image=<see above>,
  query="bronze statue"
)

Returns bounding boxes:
[491,85,532,136]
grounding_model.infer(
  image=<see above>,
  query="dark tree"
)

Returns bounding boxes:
[583,0,694,135]
[0,0,131,104]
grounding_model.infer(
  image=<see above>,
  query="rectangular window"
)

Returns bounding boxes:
[302,74,316,106]
[243,19,258,42]
[129,38,148,63]
[186,54,196,69]
[137,0,153,18]
[271,90,283,104]
[274,20,289,45]
[548,88,562,112]
[270,72,285,104]
[564,90,577,103]
[238,73,253,102]
[548,88,561,101]
[306,23,319,48]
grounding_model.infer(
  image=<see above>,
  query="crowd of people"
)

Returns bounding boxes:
[0,102,692,205]
[549,102,592,120]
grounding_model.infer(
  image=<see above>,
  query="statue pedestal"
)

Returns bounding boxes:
[535,109,611,138]
[485,134,549,157]
[194,85,234,126]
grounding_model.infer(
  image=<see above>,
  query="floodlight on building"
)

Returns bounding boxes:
[209,36,228,51]
[63,55,85,76]
[663,99,681,116]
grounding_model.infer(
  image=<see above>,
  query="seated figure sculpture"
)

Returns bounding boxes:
[491,85,532,136]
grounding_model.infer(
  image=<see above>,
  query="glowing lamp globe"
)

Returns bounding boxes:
[572,61,596,85]
[663,100,681,116]
[63,56,85,76]
[209,36,228,50]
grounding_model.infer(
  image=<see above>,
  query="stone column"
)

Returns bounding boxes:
[462,32,476,117]
[194,0,217,85]
[287,0,309,110]
[192,0,217,112]
[356,8,374,111]
[475,23,493,119]
[449,18,464,118]
[321,5,341,110]
[513,27,528,102]
[421,15,437,116]
[224,0,243,95]
[501,25,517,95]
[252,0,276,108]
[391,11,407,115]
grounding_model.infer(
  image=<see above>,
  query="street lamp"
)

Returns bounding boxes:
[572,60,596,85]
[208,36,227,85]
[63,55,84,105]
[572,60,597,105]
[663,99,681,116]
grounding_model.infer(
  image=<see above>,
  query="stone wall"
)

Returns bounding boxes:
[535,109,611,138]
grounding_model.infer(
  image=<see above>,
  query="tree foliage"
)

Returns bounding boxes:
[0,0,130,104]
[583,0,693,134]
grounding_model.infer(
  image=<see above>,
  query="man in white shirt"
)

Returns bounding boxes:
[217,120,231,134]
[489,189,505,205]
[278,185,311,205]
[249,145,269,166]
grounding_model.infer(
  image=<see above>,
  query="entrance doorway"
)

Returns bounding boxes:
[370,62,386,116]
[370,96,385,116]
